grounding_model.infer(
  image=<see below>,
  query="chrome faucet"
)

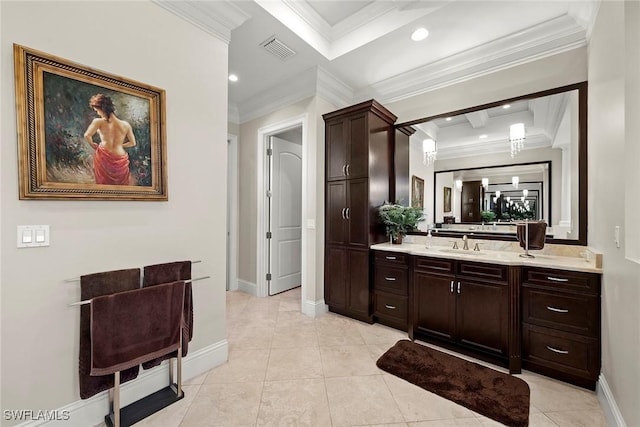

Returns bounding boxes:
[462,235,469,250]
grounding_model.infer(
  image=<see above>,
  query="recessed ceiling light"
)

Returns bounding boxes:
[479,134,488,139]
[228,74,238,82]
[503,104,511,109]
[411,28,429,42]
[445,117,452,121]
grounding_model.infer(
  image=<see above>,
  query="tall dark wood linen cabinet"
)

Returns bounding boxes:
[323,100,398,322]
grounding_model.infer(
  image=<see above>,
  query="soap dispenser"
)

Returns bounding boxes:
[425,229,433,249]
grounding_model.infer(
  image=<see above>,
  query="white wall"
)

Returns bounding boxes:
[1,0,228,421]
[588,2,640,426]
[408,138,434,230]
[625,1,640,264]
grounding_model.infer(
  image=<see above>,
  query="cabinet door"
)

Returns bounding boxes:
[346,113,368,179]
[326,120,347,181]
[456,279,508,356]
[325,246,347,309]
[347,178,369,247]
[413,272,456,341]
[326,181,347,245]
[461,180,483,222]
[347,249,371,316]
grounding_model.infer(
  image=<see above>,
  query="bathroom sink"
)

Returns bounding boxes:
[438,249,482,256]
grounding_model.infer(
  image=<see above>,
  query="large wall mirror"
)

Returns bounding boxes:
[398,82,587,245]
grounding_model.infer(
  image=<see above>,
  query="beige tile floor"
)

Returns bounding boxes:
[131,288,608,426]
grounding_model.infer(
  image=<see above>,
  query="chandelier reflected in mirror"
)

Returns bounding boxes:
[423,138,437,165]
[510,123,525,158]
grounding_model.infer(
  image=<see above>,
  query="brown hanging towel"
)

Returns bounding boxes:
[79,268,140,399]
[141,261,192,369]
[517,221,547,250]
[90,281,186,376]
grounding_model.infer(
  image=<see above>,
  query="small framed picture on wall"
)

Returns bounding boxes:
[412,175,424,209]
[443,186,452,212]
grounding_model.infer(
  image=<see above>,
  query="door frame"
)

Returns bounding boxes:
[256,114,308,299]
[227,134,239,291]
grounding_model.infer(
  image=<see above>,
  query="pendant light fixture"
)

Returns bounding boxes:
[423,138,437,166]
[510,123,525,158]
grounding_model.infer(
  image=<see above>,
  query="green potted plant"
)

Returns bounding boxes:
[480,210,497,223]
[378,202,425,244]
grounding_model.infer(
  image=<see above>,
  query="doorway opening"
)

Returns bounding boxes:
[266,127,302,295]
[256,115,308,301]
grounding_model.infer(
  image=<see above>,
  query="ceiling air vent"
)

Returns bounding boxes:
[260,36,296,60]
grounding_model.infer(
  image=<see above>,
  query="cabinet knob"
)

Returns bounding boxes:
[385,256,397,260]
[547,276,569,282]
[450,280,454,293]
[342,164,347,176]
[384,277,396,281]
[341,208,346,219]
[345,208,350,219]
[457,281,461,294]
[546,306,569,313]
[345,164,350,176]
[385,304,396,310]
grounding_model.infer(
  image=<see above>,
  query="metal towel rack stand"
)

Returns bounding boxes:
[69,265,208,427]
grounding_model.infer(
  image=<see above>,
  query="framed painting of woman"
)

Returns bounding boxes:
[14,44,167,200]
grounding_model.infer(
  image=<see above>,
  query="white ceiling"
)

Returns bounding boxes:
[153,0,600,123]
[413,90,573,159]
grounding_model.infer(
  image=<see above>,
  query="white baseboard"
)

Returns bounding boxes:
[237,279,257,296]
[597,373,628,427]
[15,340,228,427]
[302,298,327,318]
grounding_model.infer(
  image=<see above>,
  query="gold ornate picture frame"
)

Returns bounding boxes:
[411,175,424,209]
[14,44,167,200]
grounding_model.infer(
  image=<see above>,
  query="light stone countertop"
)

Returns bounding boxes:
[370,242,602,274]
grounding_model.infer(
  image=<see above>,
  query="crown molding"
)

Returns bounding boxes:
[568,0,601,42]
[316,67,354,110]
[152,0,250,43]
[437,133,551,160]
[228,105,240,124]
[257,0,441,60]
[283,0,397,41]
[360,14,588,104]
[237,68,318,123]
[236,66,354,123]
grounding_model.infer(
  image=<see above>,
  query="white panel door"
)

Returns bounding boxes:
[269,136,302,295]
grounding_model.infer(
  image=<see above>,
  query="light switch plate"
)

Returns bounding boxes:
[17,225,50,248]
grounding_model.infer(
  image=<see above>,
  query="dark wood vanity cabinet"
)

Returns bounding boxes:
[412,257,511,363]
[521,267,601,390]
[323,100,397,322]
[373,251,410,331]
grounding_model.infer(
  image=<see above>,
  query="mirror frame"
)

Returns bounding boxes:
[397,81,587,246]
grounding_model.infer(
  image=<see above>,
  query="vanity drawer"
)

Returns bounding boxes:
[374,265,408,295]
[522,287,599,337]
[375,251,409,266]
[413,256,455,275]
[522,267,600,295]
[457,261,508,283]
[522,323,599,380]
[374,291,407,328]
